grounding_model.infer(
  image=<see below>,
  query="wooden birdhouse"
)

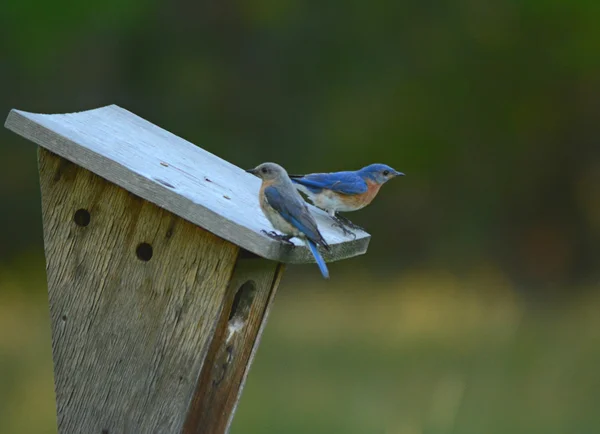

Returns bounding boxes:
[4,105,370,434]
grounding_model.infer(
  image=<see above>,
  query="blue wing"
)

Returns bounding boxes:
[290,171,368,195]
[264,186,328,248]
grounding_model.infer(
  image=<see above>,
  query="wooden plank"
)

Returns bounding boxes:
[5,106,370,264]
[38,148,240,433]
[183,254,284,434]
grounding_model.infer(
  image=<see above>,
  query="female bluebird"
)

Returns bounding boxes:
[289,163,404,234]
[247,162,330,279]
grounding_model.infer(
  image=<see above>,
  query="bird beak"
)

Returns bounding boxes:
[246,168,257,175]
[394,171,405,177]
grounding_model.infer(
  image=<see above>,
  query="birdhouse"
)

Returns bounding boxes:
[4,105,370,434]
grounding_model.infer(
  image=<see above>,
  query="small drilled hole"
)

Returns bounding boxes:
[136,243,153,261]
[61,315,67,322]
[73,209,90,227]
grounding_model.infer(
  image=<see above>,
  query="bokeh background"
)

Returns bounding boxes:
[1,1,599,433]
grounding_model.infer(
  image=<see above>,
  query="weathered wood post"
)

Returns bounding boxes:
[4,105,370,434]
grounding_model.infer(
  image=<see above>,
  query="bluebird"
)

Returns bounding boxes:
[289,163,404,234]
[247,162,330,279]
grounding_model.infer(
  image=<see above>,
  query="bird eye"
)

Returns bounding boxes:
[383,170,390,176]
[261,167,268,174]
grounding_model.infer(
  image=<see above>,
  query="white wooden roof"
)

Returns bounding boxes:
[5,105,370,263]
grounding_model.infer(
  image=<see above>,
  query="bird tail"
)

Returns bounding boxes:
[307,239,329,279]
[291,183,316,202]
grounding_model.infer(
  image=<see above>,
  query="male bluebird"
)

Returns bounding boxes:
[289,163,404,234]
[247,162,330,279]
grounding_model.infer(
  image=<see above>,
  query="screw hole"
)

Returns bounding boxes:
[136,243,153,261]
[73,209,90,227]
[61,315,67,322]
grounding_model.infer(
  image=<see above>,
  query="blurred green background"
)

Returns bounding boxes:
[1,0,599,433]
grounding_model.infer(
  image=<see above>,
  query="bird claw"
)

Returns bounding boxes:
[334,214,365,232]
[332,222,356,239]
[261,230,295,245]
[331,218,357,239]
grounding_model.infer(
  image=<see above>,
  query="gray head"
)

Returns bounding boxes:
[358,163,405,185]
[246,162,289,181]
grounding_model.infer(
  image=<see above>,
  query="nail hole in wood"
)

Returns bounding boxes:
[136,243,153,261]
[73,209,91,227]
[61,315,67,322]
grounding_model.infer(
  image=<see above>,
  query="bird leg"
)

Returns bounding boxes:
[334,214,365,231]
[330,215,357,239]
[261,230,295,245]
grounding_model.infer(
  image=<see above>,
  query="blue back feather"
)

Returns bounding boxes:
[290,172,368,195]
[264,185,328,248]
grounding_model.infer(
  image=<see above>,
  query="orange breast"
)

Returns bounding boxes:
[342,180,382,210]
[362,180,382,205]
[259,179,275,209]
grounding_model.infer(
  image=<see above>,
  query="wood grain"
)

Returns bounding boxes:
[5,106,370,264]
[183,255,284,434]
[39,148,240,433]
